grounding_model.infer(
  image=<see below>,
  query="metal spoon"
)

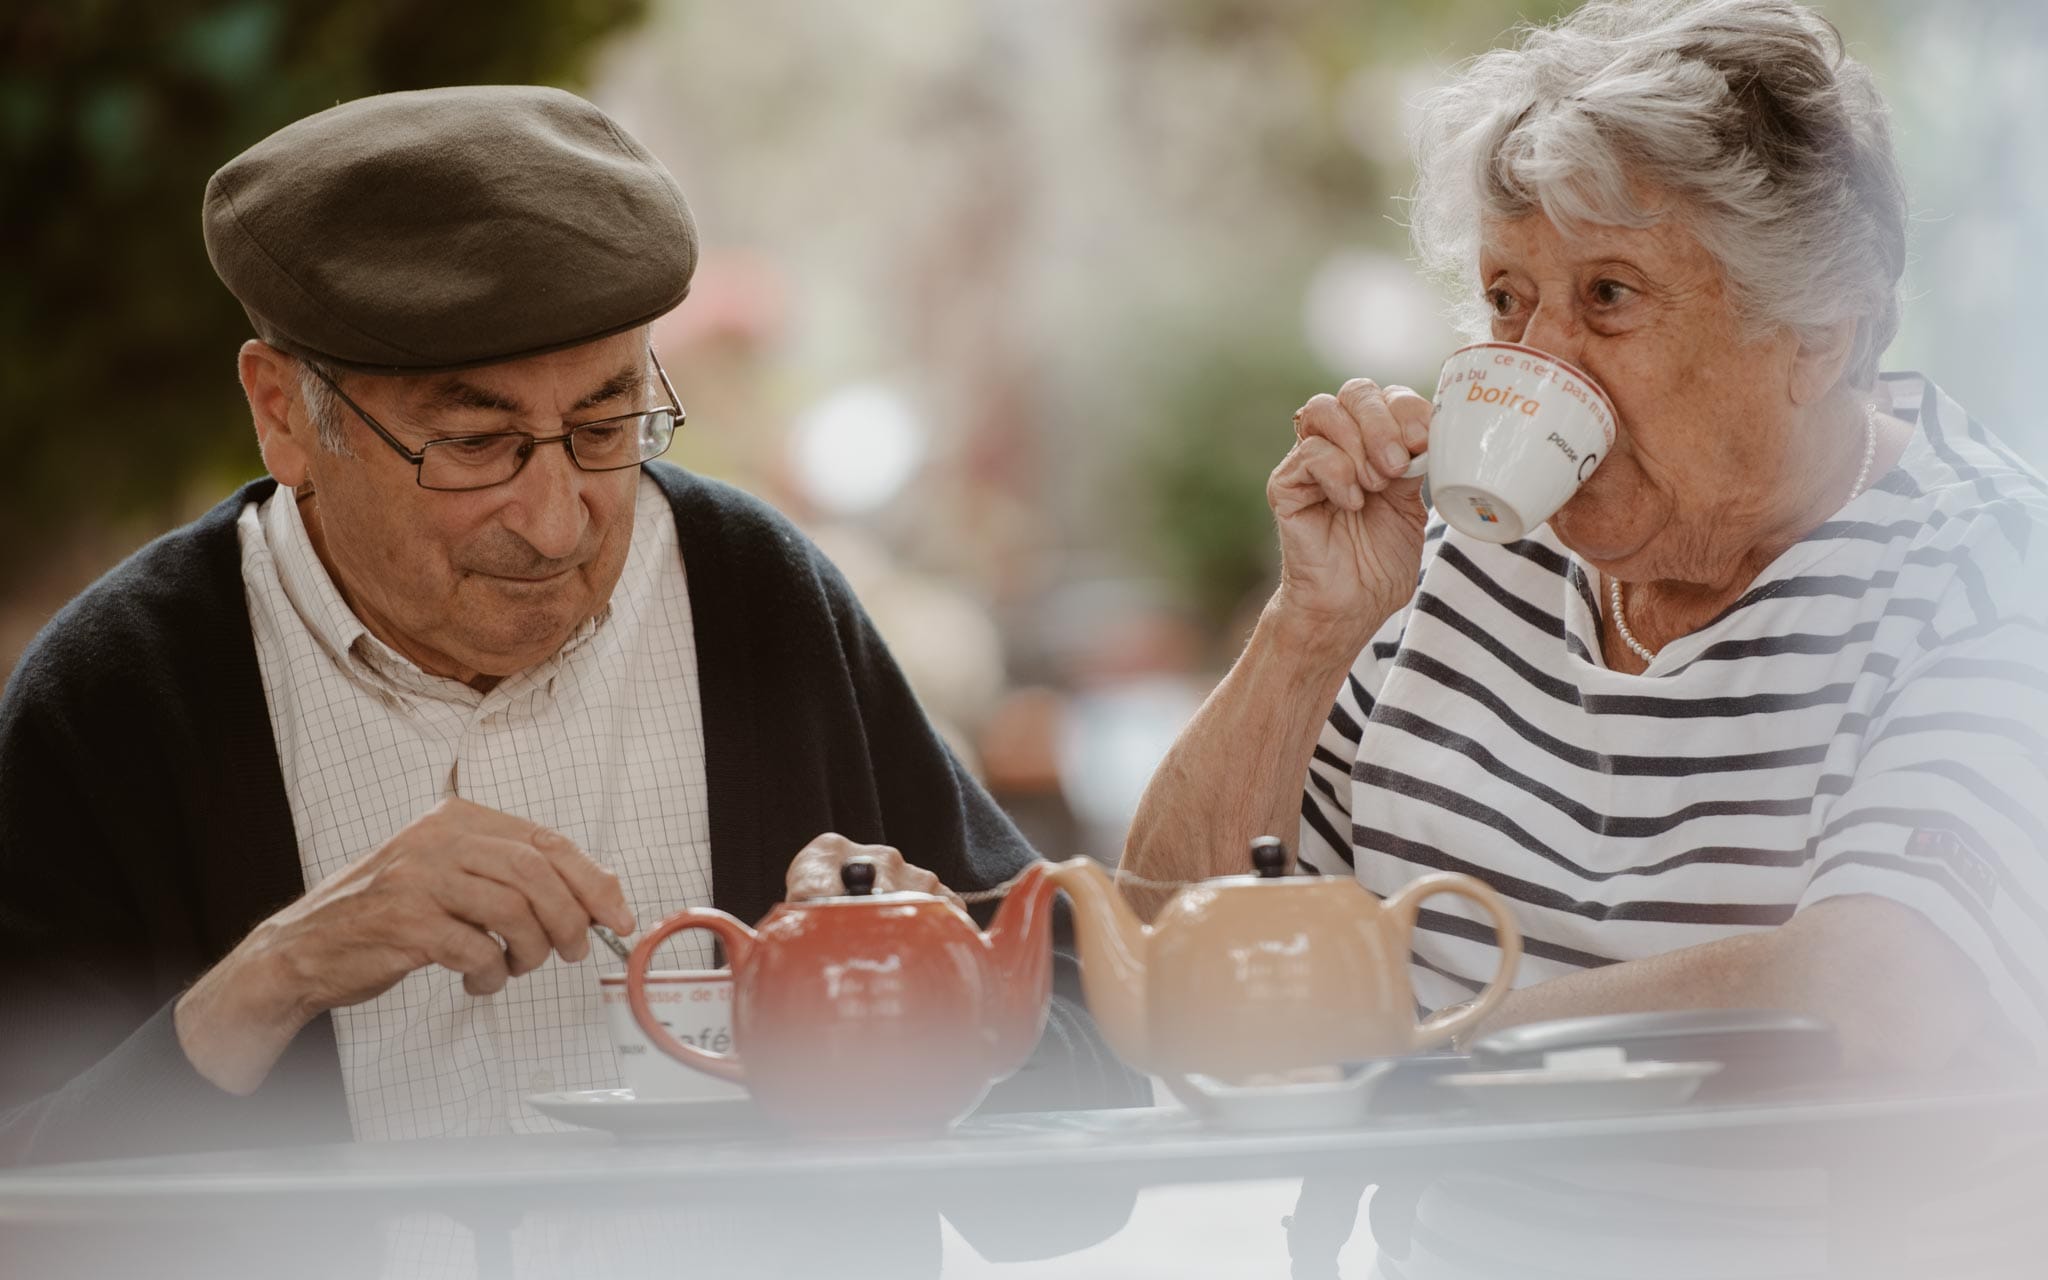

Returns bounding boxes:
[590,924,631,961]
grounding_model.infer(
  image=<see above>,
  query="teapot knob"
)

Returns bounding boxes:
[841,857,879,896]
[1250,836,1287,879]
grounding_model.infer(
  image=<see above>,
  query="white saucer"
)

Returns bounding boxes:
[528,1088,765,1139]
[1169,1061,1397,1132]
[1437,1059,1721,1119]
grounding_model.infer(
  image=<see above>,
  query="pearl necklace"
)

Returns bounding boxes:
[1609,402,1880,666]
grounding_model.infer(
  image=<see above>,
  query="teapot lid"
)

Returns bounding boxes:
[841,859,880,896]
[798,856,948,907]
[1249,836,1287,879]
[1201,836,1319,888]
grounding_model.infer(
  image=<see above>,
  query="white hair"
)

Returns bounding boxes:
[1409,0,1907,389]
[295,359,358,457]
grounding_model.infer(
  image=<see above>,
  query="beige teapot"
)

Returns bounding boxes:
[1049,838,1522,1088]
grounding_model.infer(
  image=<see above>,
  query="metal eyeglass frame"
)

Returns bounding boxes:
[304,348,685,491]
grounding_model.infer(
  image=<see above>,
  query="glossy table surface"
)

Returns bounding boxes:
[2,1081,2042,1213]
[6,1084,2044,1279]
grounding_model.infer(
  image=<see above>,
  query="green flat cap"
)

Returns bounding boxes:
[203,85,696,374]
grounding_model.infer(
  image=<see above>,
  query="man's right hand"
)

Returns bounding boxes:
[174,797,634,1093]
[1268,377,1433,643]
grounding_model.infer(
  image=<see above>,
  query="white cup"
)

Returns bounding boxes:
[599,971,749,1101]
[1408,341,1619,544]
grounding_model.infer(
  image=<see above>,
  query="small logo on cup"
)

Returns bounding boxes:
[1470,497,1501,524]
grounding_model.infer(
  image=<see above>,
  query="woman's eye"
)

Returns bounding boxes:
[1486,289,1517,317]
[1590,279,1634,307]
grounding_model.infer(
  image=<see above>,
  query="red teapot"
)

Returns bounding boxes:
[626,857,1059,1137]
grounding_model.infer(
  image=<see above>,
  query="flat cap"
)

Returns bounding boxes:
[203,85,696,374]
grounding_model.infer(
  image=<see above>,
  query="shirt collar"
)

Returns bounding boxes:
[262,485,388,682]
[260,475,647,704]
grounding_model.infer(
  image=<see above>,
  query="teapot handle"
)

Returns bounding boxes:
[626,909,756,1085]
[1379,873,1523,1052]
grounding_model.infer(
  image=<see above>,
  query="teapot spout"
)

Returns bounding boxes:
[1043,858,1151,1073]
[983,861,1059,1077]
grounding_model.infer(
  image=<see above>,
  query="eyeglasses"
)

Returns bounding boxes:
[307,351,685,491]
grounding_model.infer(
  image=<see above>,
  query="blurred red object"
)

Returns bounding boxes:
[651,249,788,354]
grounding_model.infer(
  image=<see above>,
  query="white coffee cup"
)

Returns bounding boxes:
[599,970,749,1101]
[1403,341,1619,544]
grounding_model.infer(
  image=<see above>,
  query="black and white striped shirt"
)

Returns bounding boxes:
[1299,373,2048,1048]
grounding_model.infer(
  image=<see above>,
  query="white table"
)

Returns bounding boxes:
[3,1085,2044,1278]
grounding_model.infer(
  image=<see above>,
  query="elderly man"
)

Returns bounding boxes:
[0,85,1133,1167]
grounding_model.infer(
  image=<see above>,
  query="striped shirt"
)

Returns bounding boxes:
[1299,373,2048,1049]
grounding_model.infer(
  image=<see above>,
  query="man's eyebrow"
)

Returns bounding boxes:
[410,363,647,424]
[570,365,647,414]
[419,379,524,415]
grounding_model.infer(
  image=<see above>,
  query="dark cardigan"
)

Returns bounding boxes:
[0,463,1137,1166]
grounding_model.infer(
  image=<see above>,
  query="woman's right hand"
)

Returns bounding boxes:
[1267,377,1432,638]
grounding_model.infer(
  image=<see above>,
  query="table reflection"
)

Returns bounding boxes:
[6,1091,2047,1279]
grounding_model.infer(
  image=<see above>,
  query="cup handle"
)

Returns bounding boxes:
[1399,451,1429,480]
[1378,873,1522,1052]
[625,909,755,1086]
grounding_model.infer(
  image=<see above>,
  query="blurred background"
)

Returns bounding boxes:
[6,0,2047,865]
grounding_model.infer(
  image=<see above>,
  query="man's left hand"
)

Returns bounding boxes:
[784,832,966,909]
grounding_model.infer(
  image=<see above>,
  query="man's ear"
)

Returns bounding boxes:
[1788,317,1858,406]
[239,340,315,488]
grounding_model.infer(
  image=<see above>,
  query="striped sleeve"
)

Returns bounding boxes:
[1297,604,1411,875]
[1799,623,2048,1047]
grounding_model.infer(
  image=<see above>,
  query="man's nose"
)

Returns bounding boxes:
[501,440,588,560]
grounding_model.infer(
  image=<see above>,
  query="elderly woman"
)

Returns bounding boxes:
[1125,0,2048,1075]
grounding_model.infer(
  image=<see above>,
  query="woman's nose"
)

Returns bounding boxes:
[1516,301,1586,367]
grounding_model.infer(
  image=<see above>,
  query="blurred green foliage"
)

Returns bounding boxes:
[1133,333,1340,631]
[0,0,645,587]
[1108,0,1583,634]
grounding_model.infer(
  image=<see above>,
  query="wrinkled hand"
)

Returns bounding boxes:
[1269,377,1432,636]
[179,797,636,1092]
[280,797,635,1003]
[784,832,966,909]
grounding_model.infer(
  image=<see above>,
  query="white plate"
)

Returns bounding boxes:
[1437,1059,1721,1119]
[528,1089,765,1139]
[1167,1061,1397,1132]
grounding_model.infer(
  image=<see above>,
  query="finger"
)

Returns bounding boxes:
[460,835,591,963]
[413,800,633,934]
[784,858,843,902]
[1383,384,1433,453]
[785,837,906,900]
[1269,445,1345,518]
[432,875,555,978]
[426,920,511,996]
[1296,392,1375,490]
[1336,378,1417,480]
[900,863,967,911]
[1298,435,1373,505]
[785,832,862,901]
[423,794,532,836]
[859,845,916,891]
[529,829,634,935]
